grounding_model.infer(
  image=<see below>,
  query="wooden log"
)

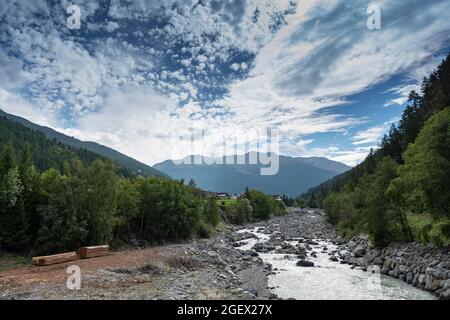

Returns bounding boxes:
[32,252,78,266]
[79,245,109,259]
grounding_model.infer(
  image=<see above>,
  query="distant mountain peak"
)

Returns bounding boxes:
[154,152,350,196]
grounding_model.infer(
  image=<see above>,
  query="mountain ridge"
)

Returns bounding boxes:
[154,152,350,196]
[0,109,168,178]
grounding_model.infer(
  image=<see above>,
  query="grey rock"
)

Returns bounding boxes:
[438,262,450,270]
[330,256,339,262]
[441,279,450,289]
[373,257,384,265]
[353,246,366,257]
[406,272,414,284]
[440,289,450,300]
[296,260,315,267]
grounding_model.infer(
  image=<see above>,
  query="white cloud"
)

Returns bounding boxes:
[1,0,450,168]
[0,89,57,127]
[351,126,386,146]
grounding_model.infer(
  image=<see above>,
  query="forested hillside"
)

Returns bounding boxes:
[1,115,111,173]
[0,146,219,254]
[300,53,450,247]
[0,110,168,178]
[0,139,286,255]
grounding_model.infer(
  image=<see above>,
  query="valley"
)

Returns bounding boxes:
[0,208,441,300]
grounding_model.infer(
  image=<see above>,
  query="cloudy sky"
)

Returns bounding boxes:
[1,0,450,166]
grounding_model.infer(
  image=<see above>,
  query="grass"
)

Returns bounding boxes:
[407,213,450,247]
[216,199,236,207]
[0,253,29,272]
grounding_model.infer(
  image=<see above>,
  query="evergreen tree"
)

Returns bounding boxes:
[188,179,197,188]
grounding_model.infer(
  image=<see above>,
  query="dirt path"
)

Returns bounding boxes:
[0,246,165,288]
[0,226,274,300]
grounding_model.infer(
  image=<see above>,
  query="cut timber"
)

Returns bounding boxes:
[32,252,78,266]
[79,245,110,259]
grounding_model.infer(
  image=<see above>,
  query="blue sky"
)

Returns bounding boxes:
[1,0,450,166]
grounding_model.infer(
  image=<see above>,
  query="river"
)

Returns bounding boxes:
[236,226,435,300]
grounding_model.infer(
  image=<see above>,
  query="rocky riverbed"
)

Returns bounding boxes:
[230,208,438,300]
[341,235,450,299]
[1,208,447,300]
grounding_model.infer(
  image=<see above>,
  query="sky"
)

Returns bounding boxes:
[1,0,450,167]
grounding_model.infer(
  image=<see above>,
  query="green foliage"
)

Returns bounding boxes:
[114,178,140,241]
[314,53,450,248]
[37,169,89,253]
[216,198,236,207]
[361,157,405,247]
[0,116,290,255]
[300,53,450,207]
[248,190,286,221]
[388,107,450,219]
[0,148,223,254]
[0,116,107,174]
[324,157,416,247]
[248,190,274,220]
[281,195,295,207]
[323,192,354,226]
[0,253,29,272]
[135,178,203,242]
[429,219,450,247]
[0,167,29,251]
[0,110,168,178]
[203,197,220,227]
[217,191,285,225]
[36,160,120,252]
[232,198,253,225]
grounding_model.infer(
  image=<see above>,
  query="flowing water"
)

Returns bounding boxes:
[237,228,435,300]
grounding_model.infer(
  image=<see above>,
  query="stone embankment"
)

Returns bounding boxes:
[338,235,450,299]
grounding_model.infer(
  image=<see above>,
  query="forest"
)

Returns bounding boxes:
[305,54,450,247]
[0,132,286,256]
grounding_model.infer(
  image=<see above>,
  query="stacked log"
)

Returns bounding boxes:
[32,252,78,266]
[79,245,110,259]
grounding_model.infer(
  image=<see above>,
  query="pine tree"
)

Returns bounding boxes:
[0,145,31,251]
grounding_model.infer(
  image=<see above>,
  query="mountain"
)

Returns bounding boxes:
[0,109,168,178]
[154,152,350,196]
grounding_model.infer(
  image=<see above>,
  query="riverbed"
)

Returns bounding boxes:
[234,210,435,300]
[0,208,437,300]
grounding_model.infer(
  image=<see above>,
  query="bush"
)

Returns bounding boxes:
[203,197,220,227]
[429,219,450,247]
[248,190,286,221]
[232,198,253,225]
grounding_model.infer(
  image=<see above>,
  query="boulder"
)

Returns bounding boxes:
[440,289,450,300]
[418,273,426,285]
[373,257,384,265]
[330,256,339,262]
[296,260,315,267]
[406,272,414,284]
[425,274,441,291]
[353,246,366,257]
[438,262,450,270]
[440,279,450,289]
[383,257,393,269]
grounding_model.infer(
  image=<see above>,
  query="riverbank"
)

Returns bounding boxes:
[341,235,450,299]
[0,228,274,300]
[231,208,435,300]
[0,208,446,300]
